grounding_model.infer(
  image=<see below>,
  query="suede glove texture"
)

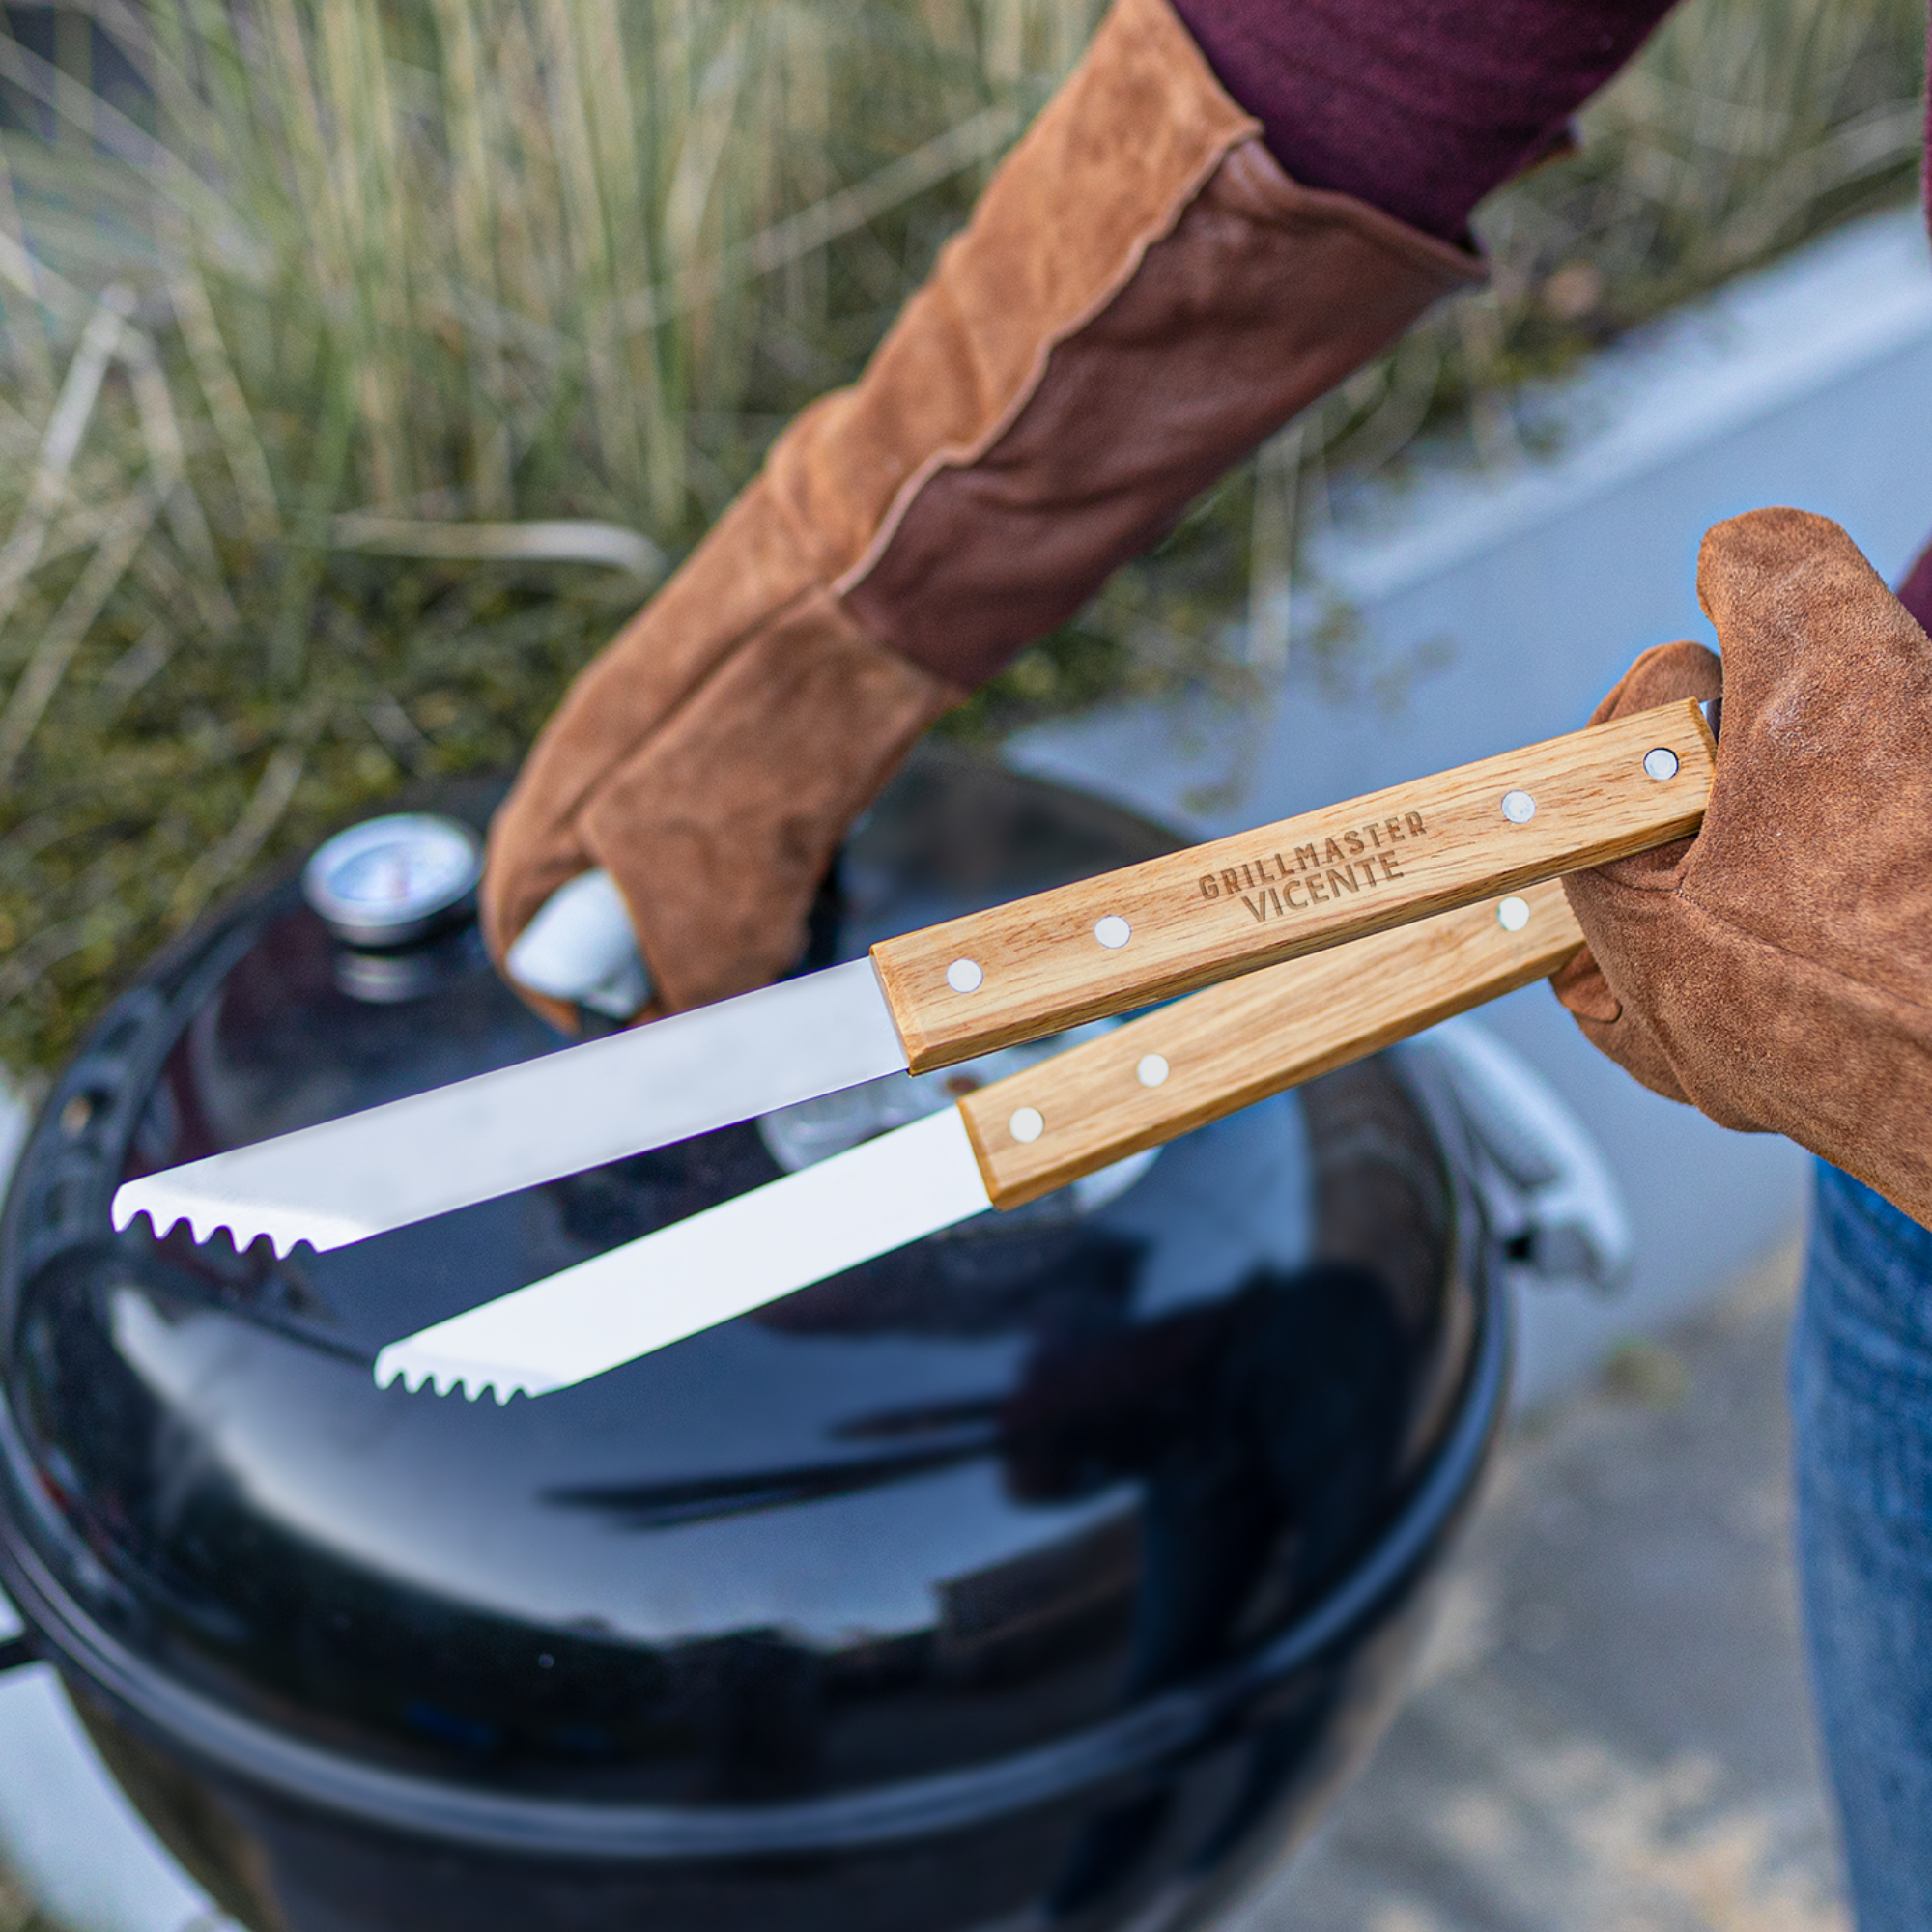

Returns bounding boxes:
[1552,508,1932,1229]
[480,0,1477,1030]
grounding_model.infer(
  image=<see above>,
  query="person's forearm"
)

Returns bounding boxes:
[1171,0,1932,644]
[486,0,1484,1014]
[487,0,1932,1020]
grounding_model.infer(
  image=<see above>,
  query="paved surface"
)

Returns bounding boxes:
[1231,1245,1848,1932]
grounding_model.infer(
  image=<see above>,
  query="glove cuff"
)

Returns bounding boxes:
[488,0,1481,1012]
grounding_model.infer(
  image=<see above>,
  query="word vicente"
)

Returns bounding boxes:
[1199,811,1430,922]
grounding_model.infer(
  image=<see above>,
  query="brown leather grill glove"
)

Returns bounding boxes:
[482,0,1480,1024]
[1553,508,1932,1229]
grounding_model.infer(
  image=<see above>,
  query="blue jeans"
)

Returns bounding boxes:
[1793,1163,1932,1929]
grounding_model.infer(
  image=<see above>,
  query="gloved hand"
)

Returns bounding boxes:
[481,0,1478,1028]
[1553,508,1932,1228]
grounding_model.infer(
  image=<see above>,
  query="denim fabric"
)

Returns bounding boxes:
[1792,1162,1932,1930]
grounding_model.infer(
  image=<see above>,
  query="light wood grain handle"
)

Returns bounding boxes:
[957,879,1585,1209]
[873,699,1710,1072]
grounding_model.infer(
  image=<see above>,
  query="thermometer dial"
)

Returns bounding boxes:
[302,813,484,948]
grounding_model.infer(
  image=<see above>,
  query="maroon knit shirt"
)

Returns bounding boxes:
[1170,0,1932,624]
[1903,544,1932,629]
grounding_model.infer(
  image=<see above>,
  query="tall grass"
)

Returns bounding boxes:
[0,0,1917,1076]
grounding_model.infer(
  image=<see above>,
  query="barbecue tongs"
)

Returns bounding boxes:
[112,701,1716,1400]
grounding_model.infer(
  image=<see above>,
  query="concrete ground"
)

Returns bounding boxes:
[1231,1244,1847,1932]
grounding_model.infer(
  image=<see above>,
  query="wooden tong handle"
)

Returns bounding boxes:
[873,699,1710,1072]
[959,879,1584,1209]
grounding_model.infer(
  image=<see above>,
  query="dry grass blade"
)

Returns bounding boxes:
[169,735,312,924]
[623,101,1024,330]
[117,328,239,639]
[0,223,87,327]
[330,515,665,581]
[0,289,128,626]
[159,236,282,544]
[0,488,157,783]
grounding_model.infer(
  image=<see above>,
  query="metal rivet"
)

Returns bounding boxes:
[1501,789,1537,825]
[946,958,983,993]
[1137,1054,1170,1089]
[1094,915,1131,950]
[1009,1107,1045,1144]
[1497,896,1531,932]
[1643,746,1680,781]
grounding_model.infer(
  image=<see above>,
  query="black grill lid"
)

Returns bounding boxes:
[0,750,1483,1819]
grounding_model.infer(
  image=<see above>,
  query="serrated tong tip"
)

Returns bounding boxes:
[373,1341,558,1406]
[110,1177,368,1259]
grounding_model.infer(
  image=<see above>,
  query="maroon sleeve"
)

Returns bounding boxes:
[1899,542,1932,632]
[1167,0,1932,623]
[1169,0,1680,242]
